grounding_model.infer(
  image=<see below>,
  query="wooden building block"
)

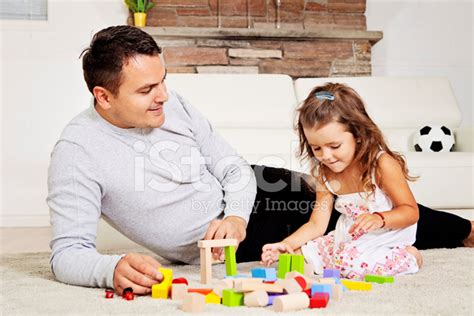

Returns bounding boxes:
[311,284,332,297]
[277,278,303,294]
[205,292,221,304]
[290,254,305,274]
[234,280,283,293]
[181,293,205,313]
[200,247,212,284]
[318,277,337,285]
[340,279,372,291]
[171,284,188,301]
[251,267,266,278]
[364,274,394,284]
[331,284,343,301]
[244,290,269,307]
[188,288,213,295]
[151,268,173,299]
[285,271,313,289]
[323,268,341,278]
[222,289,244,307]
[273,292,310,312]
[277,254,292,279]
[197,239,238,248]
[309,292,329,308]
[224,245,237,276]
[213,279,234,297]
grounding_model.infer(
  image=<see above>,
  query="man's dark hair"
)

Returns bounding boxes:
[81,25,162,96]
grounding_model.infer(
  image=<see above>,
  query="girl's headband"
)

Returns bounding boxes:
[315,91,335,101]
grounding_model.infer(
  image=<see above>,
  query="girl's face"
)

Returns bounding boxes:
[304,121,357,173]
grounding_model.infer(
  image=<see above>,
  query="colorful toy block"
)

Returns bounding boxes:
[311,284,332,298]
[171,283,188,301]
[309,292,329,308]
[331,284,343,301]
[323,268,340,278]
[290,254,305,274]
[277,254,292,279]
[294,276,307,291]
[251,267,277,282]
[340,279,372,291]
[267,294,281,306]
[235,280,283,293]
[222,289,244,307]
[105,288,114,299]
[364,274,394,284]
[273,292,310,312]
[181,293,205,313]
[276,278,301,294]
[225,245,237,276]
[197,239,238,284]
[244,290,268,307]
[152,268,173,299]
[188,288,213,295]
[205,292,221,304]
[318,277,337,284]
[172,277,189,285]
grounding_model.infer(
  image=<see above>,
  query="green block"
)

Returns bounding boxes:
[290,254,305,274]
[225,245,237,276]
[364,274,394,284]
[277,254,292,279]
[222,289,244,307]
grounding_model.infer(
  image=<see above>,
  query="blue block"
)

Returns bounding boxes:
[323,269,340,278]
[311,284,333,298]
[264,268,277,282]
[251,268,267,279]
[335,278,348,292]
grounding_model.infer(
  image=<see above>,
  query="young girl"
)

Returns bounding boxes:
[261,83,423,279]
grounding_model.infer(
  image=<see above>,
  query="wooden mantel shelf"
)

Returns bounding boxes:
[144,27,383,45]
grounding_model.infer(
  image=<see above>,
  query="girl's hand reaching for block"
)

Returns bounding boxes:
[261,242,294,267]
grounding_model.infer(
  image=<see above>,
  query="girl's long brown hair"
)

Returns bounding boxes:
[296,83,416,196]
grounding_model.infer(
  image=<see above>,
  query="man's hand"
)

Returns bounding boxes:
[113,253,163,295]
[204,216,247,260]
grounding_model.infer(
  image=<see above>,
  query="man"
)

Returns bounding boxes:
[48,25,473,295]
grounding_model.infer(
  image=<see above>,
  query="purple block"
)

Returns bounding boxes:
[323,269,340,278]
[267,294,281,306]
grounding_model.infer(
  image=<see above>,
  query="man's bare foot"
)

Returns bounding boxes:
[406,246,423,268]
[462,221,474,247]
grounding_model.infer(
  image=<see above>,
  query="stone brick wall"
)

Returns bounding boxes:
[141,0,366,30]
[128,0,381,78]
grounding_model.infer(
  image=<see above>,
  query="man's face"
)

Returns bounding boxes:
[107,54,168,129]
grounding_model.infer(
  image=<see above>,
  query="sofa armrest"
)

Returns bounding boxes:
[454,127,474,152]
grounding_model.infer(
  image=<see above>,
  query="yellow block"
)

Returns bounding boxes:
[151,267,173,299]
[205,292,221,304]
[340,279,372,291]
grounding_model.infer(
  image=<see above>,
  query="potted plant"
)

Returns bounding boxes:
[125,0,155,27]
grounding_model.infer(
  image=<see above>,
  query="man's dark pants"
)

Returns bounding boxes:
[236,165,471,262]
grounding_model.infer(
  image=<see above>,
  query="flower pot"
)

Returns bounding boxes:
[134,13,147,27]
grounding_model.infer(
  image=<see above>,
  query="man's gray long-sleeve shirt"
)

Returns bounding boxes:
[47,91,257,289]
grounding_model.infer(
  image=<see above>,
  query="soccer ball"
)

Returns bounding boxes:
[413,124,455,152]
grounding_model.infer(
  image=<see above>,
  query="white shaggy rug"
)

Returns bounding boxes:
[1,248,473,315]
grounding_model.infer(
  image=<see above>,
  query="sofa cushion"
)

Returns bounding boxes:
[166,74,297,129]
[294,77,462,129]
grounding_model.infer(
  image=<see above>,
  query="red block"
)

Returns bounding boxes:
[309,292,329,308]
[188,288,213,295]
[172,277,189,285]
[294,276,307,290]
[303,288,312,297]
[124,292,134,301]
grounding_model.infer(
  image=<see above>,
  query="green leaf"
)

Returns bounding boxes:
[145,2,155,13]
[124,0,137,13]
[137,0,144,12]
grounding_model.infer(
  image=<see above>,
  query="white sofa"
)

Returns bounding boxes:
[165,74,473,210]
